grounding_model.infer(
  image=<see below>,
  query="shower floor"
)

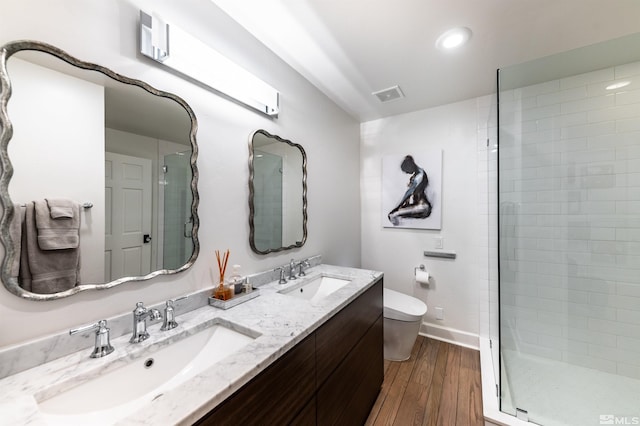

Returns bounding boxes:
[501,349,640,426]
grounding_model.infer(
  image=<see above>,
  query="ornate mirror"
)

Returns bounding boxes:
[0,40,200,300]
[249,130,307,254]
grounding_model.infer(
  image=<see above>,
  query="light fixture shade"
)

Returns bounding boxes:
[435,27,472,51]
[140,11,280,117]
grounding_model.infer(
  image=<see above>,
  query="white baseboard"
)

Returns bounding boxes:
[419,322,479,350]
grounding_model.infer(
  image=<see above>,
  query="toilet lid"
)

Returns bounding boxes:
[383,288,427,322]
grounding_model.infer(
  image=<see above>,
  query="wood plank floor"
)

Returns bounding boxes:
[365,336,483,426]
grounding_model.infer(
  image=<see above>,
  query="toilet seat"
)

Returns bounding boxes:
[383,288,427,322]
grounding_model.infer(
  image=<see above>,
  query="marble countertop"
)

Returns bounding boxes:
[0,264,383,425]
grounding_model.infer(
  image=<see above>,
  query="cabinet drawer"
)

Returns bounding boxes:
[195,334,316,426]
[316,279,382,387]
[317,315,383,426]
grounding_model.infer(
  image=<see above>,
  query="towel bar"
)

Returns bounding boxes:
[19,202,93,209]
[423,250,456,259]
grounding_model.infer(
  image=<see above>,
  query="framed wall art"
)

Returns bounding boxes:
[382,151,442,230]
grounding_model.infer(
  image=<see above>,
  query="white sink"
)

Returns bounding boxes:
[279,275,351,302]
[37,319,259,425]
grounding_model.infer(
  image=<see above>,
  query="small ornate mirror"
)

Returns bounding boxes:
[249,130,307,254]
[0,40,200,300]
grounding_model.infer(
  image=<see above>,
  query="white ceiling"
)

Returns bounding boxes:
[212,0,640,122]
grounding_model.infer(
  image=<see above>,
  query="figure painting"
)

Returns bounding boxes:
[382,151,442,230]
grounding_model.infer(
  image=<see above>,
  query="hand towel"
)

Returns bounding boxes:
[34,199,80,250]
[19,214,31,292]
[8,204,24,278]
[46,198,74,219]
[20,202,79,294]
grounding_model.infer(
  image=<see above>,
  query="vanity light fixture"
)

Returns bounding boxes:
[139,11,280,117]
[435,27,472,51]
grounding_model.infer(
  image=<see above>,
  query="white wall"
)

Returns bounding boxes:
[361,96,495,348]
[0,0,360,347]
[8,58,105,284]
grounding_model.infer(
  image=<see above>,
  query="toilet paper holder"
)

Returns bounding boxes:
[414,264,432,278]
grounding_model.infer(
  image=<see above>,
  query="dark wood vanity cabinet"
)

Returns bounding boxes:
[316,278,384,386]
[195,334,316,426]
[196,278,383,426]
[316,278,384,426]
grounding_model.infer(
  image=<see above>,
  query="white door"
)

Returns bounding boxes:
[104,152,152,282]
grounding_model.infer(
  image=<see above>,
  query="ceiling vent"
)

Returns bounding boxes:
[372,85,404,103]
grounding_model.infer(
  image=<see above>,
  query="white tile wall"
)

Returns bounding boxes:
[500,60,640,378]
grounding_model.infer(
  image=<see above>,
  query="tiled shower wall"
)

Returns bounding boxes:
[499,60,640,379]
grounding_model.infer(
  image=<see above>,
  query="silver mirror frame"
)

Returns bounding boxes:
[0,40,200,301]
[248,129,307,255]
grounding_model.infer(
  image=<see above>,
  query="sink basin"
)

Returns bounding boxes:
[37,319,258,425]
[279,275,351,302]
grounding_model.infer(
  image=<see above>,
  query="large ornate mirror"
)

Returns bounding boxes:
[249,130,307,254]
[0,40,200,300]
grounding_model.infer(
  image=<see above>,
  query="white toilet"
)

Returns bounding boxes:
[383,288,428,361]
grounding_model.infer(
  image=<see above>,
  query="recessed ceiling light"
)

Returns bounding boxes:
[435,27,472,51]
[606,81,631,91]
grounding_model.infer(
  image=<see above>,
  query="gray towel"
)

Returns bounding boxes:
[47,199,74,219]
[34,199,80,250]
[9,204,24,278]
[19,202,79,294]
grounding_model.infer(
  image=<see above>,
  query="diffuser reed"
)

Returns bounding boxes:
[213,249,232,300]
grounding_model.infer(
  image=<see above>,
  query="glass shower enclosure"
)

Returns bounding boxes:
[252,149,284,251]
[162,150,193,270]
[497,33,640,425]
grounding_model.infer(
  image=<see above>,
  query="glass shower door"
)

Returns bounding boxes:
[252,150,283,251]
[498,33,640,426]
[162,150,192,270]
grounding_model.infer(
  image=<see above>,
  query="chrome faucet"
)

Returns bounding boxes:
[298,259,310,277]
[288,259,298,280]
[161,296,187,331]
[70,319,115,358]
[130,302,162,343]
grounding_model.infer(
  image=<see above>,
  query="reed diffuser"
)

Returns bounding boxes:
[213,249,233,300]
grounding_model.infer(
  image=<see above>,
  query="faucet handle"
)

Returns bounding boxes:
[70,319,115,358]
[298,259,310,277]
[70,319,104,335]
[165,296,187,307]
[288,259,299,280]
[275,267,287,284]
[133,301,162,321]
[133,301,147,315]
[161,296,187,331]
[69,320,100,336]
